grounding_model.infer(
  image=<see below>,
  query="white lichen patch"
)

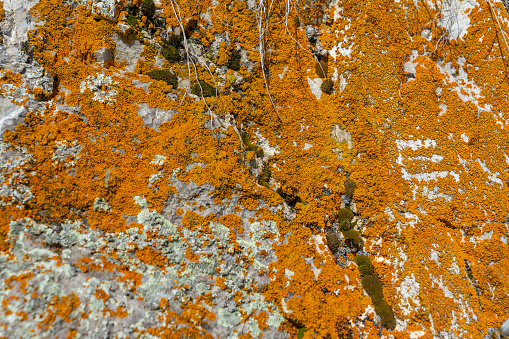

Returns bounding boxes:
[150,154,167,166]
[52,140,82,167]
[66,0,117,18]
[80,74,118,103]
[395,274,421,316]
[93,197,111,212]
[1,200,285,338]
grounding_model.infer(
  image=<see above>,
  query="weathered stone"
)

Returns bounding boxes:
[501,318,509,336]
[111,33,144,72]
[137,103,178,129]
[331,125,353,148]
[0,98,27,134]
[95,47,114,66]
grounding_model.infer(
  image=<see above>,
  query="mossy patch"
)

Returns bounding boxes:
[141,0,155,18]
[227,49,242,71]
[344,178,356,198]
[166,34,183,48]
[355,254,396,330]
[361,274,384,304]
[374,300,396,330]
[354,255,374,277]
[325,231,341,255]
[343,229,363,252]
[241,131,263,157]
[258,164,271,189]
[191,81,215,97]
[125,3,138,16]
[146,69,178,89]
[297,327,308,339]
[161,45,181,62]
[127,15,139,28]
[337,208,354,230]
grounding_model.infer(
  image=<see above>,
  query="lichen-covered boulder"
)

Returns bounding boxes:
[2,0,509,337]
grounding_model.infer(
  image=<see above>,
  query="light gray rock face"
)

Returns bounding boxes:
[331,125,353,148]
[307,76,322,100]
[0,0,53,96]
[66,0,117,18]
[1,193,288,338]
[112,33,144,72]
[137,103,178,129]
[162,175,269,233]
[95,47,114,65]
[501,318,509,336]
[0,98,27,135]
[0,0,39,71]
[0,141,32,208]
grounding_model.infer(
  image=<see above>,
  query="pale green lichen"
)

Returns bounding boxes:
[93,197,111,212]
[150,154,166,166]
[130,196,285,335]
[80,74,118,103]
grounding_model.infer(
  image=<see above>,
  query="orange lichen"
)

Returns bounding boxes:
[39,293,80,330]
[1,0,509,336]
[4,273,34,294]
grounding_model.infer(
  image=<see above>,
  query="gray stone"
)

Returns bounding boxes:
[137,103,178,129]
[111,33,144,72]
[0,98,27,135]
[331,125,353,148]
[95,47,114,65]
[501,318,509,336]
[341,194,352,205]
[0,0,39,71]
[66,0,117,18]
[307,76,322,100]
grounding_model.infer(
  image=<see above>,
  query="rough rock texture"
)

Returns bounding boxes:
[1,0,509,338]
[112,33,144,73]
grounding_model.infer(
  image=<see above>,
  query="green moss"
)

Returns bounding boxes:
[361,274,384,304]
[141,0,155,18]
[344,178,356,198]
[297,327,308,339]
[325,231,341,255]
[343,229,359,240]
[146,69,178,89]
[321,79,334,94]
[337,208,354,230]
[343,229,363,251]
[227,49,242,71]
[161,45,181,62]
[354,255,374,277]
[374,299,396,330]
[127,15,138,28]
[166,34,183,48]
[125,3,138,16]
[241,131,262,154]
[258,164,271,189]
[191,81,215,97]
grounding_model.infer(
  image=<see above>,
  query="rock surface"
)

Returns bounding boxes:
[1,0,509,338]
